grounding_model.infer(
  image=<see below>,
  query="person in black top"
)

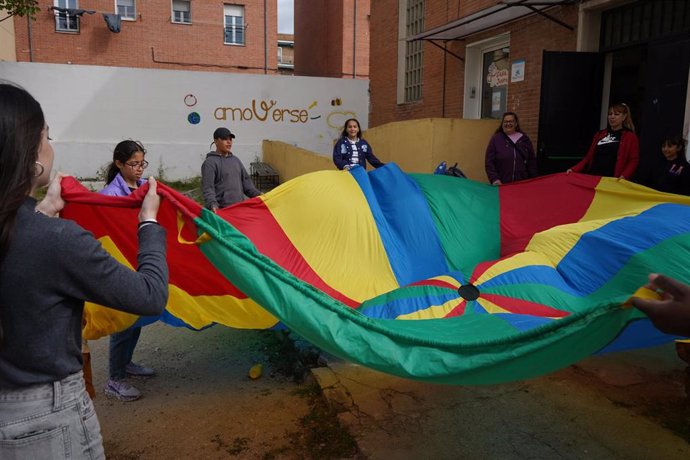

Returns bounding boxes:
[648,135,690,196]
[567,103,639,180]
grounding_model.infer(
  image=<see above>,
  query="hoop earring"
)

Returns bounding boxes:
[34,161,45,178]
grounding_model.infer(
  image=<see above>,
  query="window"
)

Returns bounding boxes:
[463,34,510,119]
[600,0,690,52]
[224,4,245,45]
[54,0,79,32]
[172,0,191,24]
[116,0,136,20]
[480,47,509,119]
[403,0,424,102]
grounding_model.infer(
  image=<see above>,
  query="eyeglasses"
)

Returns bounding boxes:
[125,160,149,169]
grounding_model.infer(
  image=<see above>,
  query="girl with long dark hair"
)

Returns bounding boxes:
[0,82,168,458]
[332,118,385,171]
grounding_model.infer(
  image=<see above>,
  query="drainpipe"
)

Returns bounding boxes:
[264,0,268,74]
[442,42,447,117]
[352,0,357,78]
[27,15,33,62]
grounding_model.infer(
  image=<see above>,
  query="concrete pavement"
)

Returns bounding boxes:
[312,343,690,459]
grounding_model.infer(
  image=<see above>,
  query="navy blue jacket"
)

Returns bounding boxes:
[332,137,385,170]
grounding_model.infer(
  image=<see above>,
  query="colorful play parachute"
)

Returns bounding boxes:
[60,164,690,385]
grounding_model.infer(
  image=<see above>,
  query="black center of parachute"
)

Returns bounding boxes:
[457,284,480,301]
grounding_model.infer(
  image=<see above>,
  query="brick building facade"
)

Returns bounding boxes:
[370,0,577,137]
[370,0,690,174]
[13,1,279,74]
[294,0,369,79]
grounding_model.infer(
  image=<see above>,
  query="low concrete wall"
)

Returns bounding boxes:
[263,118,498,183]
[364,118,498,181]
[262,140,334,183]
[0,11,16,62]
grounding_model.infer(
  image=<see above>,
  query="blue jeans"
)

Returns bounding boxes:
[0,371,105,459]
[109,326,141,380]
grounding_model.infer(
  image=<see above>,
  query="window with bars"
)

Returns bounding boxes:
[54,0,79,32]
[224,4,245,45]
[404,0,425,102]
[116,0,136,20]
[172,0,191,24]
[600,0,690,51]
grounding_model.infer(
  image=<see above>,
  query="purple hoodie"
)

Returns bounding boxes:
[485,132,537,184]
[100,172,145,197]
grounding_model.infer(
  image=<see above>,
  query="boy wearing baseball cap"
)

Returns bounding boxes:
[201,128,261,212]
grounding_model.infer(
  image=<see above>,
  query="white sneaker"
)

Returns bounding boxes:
[126,362,155,377]
[104,378,141,401]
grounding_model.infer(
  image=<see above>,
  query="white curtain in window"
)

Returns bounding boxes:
[117,0,135,19]
[172,0,191,22]
[224,4,243,18]
[173,0,190,13]
[55,0,78,8]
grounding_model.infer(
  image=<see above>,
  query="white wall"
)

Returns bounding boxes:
[0,62,369,179]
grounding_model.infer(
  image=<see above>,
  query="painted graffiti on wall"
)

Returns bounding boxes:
[185,93,358,142]
[0,62,369,179]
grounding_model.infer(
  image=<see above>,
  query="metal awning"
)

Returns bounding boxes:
[408,0,575,42]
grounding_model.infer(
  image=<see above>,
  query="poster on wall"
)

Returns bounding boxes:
[492,91,502,112]
[511,59,525,83]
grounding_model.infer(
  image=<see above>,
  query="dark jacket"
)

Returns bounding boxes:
[201,151,261,209]
[0,198,168,387]
[332,137,385,170]
[485,132,537,184]
[571,129,639,179]
[651,156,690,196]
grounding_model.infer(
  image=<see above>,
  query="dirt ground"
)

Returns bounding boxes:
[88,323,358,459]
[315,345,690,459]
[87,322,690,459]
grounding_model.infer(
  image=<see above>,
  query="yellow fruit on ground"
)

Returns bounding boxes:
[248,363,263,380]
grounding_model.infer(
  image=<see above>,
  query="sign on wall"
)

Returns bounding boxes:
[511,59,525,83]
[0,62,369,179]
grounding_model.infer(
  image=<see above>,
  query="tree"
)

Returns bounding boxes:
[0,0,40,21]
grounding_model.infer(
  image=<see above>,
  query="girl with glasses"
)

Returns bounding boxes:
[102,140,149,194]
[100,140,157,402]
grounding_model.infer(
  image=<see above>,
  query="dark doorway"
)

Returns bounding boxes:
[608,45,646,133]
[537,51,605,175]
[634,37,690,185]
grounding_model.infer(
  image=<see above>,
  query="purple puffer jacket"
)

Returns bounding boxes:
[485,132,537,184]
[100,173,145,197]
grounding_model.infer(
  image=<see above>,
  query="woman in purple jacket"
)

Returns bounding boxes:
[100,140,156,402]
[485,112,538,185]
